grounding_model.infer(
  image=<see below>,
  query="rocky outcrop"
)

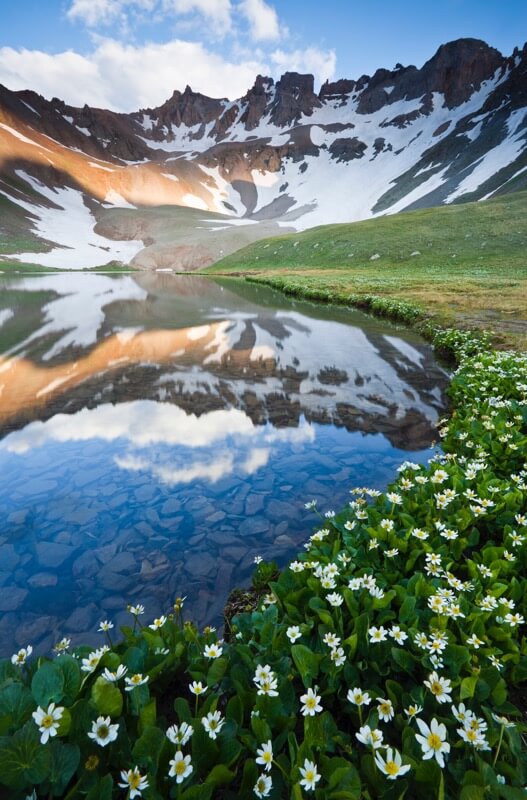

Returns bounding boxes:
[270,72,322,126]
[145,85,226,131]
[239,75,274,130]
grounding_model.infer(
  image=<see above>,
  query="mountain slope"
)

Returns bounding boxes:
[206,190,527,348]
[0,38,526,270]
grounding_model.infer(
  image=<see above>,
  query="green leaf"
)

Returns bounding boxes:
[226,695,243,726]
[91,677,123,718]
[0,682,34,733]
[181,784,214,800]
[132,725,165,771]
[390,647,417,674]
[87,774,113,800]
[291,644,319,686]
[497,786,527,800]
[0,721,51,789]
[31,662,65,707]
[139,698,157,733]
[460,787,486,800]
[239,759,258,798]
[327,761,361,799]
[174,697,193,724]
[491,679,508,706]
[207,657,228,687]
[399,594,417,625]
[205,764,235,787]
[55,656,81,706]
[122,646,145,673]
[460,676,478,700]
[251,714,272,743]
[218,730,242,768]
[48,741,80,796]
[57,707,72,737]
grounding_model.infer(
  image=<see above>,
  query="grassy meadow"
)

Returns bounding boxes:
[206,191,527,350]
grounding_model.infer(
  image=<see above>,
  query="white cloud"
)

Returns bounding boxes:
[67,0,155,27]
[0,39,265,110]
[0,37,337,110]
[271,46,337,85]
[162,0,233,34]
[115,452,235,484]
[238,0,281,41]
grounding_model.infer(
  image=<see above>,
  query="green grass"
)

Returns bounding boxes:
[205,191,527,349]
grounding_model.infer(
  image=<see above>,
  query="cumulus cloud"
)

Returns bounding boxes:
[238,0,281,41]
[67,0,155,27]
[0,37,337,110]
[0,39,266,109]
[161,0,233,35]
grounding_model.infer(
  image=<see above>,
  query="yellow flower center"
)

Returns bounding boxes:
[427,733,442,750]
[175,760,186,775]
[263,752,272,763]
[466,729,478,741]
[41,714,54,729]
[305,770,315,782]
[385,761,399,776]
[98,725,109,738]
[209,720,218,730]
[431,681,443,695]
[306,697,316,709]
[380,703,391,714]
[129,773,142,790]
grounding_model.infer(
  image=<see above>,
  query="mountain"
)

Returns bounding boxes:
[0,38,526,270]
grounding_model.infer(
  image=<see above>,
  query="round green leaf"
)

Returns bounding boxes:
[31,662,65,707]
[91,677,123,718]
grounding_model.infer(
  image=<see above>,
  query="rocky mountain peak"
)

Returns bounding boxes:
[419,38,504,107]
[149,86,226,130]
[239,74,275,130]
[270,72,322,126]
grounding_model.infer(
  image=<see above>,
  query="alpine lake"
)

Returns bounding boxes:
[0,273,449,656]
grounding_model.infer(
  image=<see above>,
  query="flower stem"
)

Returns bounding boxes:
[63,777,83,800]
[493,724,505,767]
[273,757,289,779]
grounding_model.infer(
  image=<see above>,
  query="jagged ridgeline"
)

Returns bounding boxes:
[0,38,526,269]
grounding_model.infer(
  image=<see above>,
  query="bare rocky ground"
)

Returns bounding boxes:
[94,204,296,271]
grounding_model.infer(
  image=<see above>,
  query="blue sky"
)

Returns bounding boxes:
[0,0,525,110]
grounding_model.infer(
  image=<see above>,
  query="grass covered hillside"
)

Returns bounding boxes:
[206,192,527,349]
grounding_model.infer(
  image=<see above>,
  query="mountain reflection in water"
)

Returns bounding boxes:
[0,273,449,655]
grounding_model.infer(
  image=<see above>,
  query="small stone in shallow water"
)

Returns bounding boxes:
[28,572,58,588]
[239,517,269,537]
[65,604,98,633]
[0,587,28,612]
[205,510,227,524]
[0,544,20,570]
[35,542,77,569]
